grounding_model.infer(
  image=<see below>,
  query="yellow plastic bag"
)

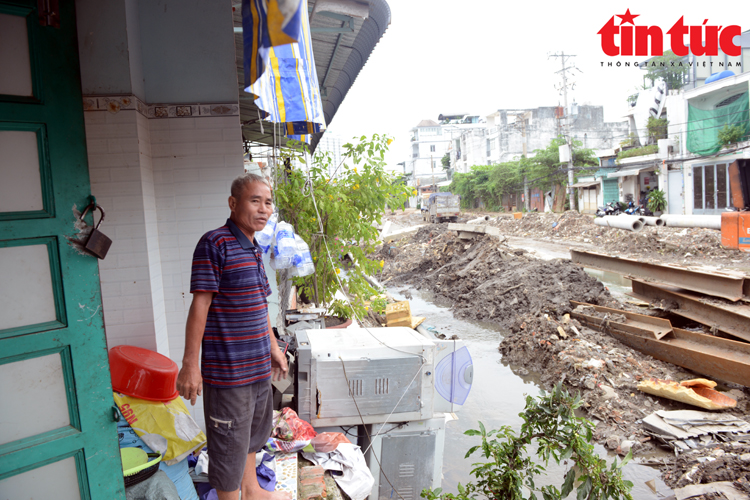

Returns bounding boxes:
[114,392,206,465]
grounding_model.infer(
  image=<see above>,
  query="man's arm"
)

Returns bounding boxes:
[176,291,214,405]
[267,314,288,381]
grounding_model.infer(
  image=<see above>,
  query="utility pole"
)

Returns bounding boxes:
[519,112,531,211]
[549,52,576,211]
[431,154,435,192]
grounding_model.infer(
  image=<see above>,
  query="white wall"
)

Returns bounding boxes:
[84,103,244,430]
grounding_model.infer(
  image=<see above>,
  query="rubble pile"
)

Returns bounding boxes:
[476,211,750,264]
[380,227,614,329]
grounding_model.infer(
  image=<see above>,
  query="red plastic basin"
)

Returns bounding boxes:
[109,345,179,402]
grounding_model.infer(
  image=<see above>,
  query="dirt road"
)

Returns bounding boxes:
[377,210,750,495]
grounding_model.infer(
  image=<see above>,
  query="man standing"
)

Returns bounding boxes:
[177,173,290,500]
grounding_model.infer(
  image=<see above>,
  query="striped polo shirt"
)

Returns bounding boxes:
[190,218,272,387]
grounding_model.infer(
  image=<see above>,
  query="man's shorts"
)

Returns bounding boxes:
[202,380,273,492]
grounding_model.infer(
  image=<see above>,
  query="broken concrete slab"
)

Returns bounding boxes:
[382,225,426,242]
[643,410,750,440]
[447,223,501,236]
[674,481,747,500]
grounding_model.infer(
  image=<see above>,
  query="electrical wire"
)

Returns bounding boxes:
[338,357,418,500]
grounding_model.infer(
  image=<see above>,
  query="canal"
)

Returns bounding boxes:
[388,286,672,499]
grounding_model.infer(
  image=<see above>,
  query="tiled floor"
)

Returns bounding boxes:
[274,452,298,499]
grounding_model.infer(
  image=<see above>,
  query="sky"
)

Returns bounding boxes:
[324,0,746,170]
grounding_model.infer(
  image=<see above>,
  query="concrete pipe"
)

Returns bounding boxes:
[661,214,721,230]
[618,214,646,223]
[467,216,490,224]
[640,216,664,226]
[595,216,643,232]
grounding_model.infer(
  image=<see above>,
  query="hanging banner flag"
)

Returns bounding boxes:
[243,0,326,142]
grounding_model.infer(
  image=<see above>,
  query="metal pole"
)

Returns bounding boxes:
[559,53,575,211]
[522,115,529,211]
[431,155,435,192]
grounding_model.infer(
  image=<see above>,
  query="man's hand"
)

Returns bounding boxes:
[177,362,202,405]
[270,347,288,382]
[178,291,213,406]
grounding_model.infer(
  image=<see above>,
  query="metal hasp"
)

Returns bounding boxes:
[630,279,750,343]
[569,301,672,340]
[570,249,746,302]
[571,303,750,387]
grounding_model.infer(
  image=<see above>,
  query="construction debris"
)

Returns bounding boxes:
[571,249,747,302]
[377,215,750,491]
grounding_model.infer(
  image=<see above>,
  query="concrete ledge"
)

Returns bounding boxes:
[382,225,426,242]
[448,223,501,236]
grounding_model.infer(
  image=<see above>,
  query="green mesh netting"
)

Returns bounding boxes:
[687,92,749,156]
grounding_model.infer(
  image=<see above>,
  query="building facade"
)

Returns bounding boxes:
[451,106,630,173]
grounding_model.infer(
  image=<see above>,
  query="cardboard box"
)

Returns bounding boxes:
[386,301,411,326]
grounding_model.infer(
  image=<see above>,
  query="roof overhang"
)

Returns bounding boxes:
[608,165,656,178]
[234,0,391,152]
[571,181,599,188]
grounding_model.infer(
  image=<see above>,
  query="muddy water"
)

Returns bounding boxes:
[388,287,672,499]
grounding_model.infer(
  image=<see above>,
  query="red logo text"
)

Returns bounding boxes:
[598,10,741,57]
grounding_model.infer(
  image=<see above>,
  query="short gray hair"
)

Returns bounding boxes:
[231,172,270,198]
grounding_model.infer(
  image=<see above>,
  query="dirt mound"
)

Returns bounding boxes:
[381,230,614,329]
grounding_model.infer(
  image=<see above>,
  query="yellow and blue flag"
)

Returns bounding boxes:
[243,0,326,142]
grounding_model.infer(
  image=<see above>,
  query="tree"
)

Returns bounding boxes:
[422,384,634,500]
[643,51,687,91]
[274,134,411,318]
[441,153,451,170]
[646,116,669,144]
[444,137,597,210]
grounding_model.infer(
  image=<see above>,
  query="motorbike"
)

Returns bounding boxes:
[624,201,640,216]
[596,201,621,217]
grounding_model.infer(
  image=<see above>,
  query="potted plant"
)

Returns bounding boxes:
[648,189,667,216]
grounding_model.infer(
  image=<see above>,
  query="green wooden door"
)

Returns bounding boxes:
[0,1,125,498]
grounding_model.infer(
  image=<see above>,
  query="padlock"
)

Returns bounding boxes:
[80,203,112,259]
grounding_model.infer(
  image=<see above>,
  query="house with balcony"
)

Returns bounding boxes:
[676,72,750,215]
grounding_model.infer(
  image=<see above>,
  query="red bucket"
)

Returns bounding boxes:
[109,345,179,402]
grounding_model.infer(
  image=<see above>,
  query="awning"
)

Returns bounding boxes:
[608,168,642,178]
[570,181,599,188]
[607,165,657,178]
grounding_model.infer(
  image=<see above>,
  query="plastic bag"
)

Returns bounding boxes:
[114,392,207,465]
[310,432,351,453]
[271,407,316,441]
[265,437,311,454]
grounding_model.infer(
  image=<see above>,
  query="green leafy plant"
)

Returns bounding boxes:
[619,133,638,149]
[646,116,668,143]
[647,189,667,213]
[718,124,747,147]
[275,134,411,318]
[423,383,634,500]
[643,50,687,91]
[442,153,451,170]
[370,296,388,314]
[616,144,658,161]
